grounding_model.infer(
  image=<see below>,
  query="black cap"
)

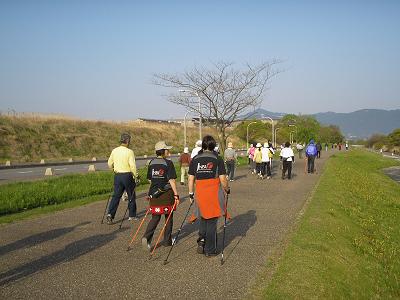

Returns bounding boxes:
[120,133,131,144]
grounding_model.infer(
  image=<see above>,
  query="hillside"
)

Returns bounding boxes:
[0,115,240,163]
[313,109,400,139]
[241,108,400,139]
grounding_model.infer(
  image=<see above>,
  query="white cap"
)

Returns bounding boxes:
[184,147,189,153]
[256,143,262,148]
[195,140,202,147]
[264,142,268,147]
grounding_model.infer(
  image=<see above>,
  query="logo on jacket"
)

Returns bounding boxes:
[196,162,214,172]
[152,168,165,177]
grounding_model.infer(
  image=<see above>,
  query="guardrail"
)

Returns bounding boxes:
[0,155,179,170]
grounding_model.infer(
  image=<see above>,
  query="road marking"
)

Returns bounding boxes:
[18,171,33,174]
[54,168,67,171]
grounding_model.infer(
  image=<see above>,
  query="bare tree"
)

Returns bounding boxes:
[153,61,282,152]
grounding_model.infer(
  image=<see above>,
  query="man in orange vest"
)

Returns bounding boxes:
[188,135,230,257]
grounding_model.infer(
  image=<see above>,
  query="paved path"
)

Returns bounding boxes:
[0,153,332,299]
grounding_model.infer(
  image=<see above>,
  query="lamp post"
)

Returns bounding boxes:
[246,121,258,149]
[264,117,274,149]
[274,127,280,148]
[289,124,297,144]
[179,90,202,140]
[183,111,189,148]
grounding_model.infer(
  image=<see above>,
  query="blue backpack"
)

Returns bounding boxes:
[306,144,317,156]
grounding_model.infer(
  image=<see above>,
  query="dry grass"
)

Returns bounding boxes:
[0,115,241,163]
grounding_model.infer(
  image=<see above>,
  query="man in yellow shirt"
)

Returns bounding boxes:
[106,133,139,224]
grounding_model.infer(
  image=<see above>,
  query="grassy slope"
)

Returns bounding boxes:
[262,150,400,299]
[0,115,241,163]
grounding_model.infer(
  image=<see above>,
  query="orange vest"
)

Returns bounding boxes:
[195,178,224,219]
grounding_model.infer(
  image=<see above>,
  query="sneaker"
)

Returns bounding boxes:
[229,179,234,182]
[141,237,150,251]
[267,176,271,179]
[106,214,113,225]
[180,182,185,186]
[197,239,205,254]
[129,216,139,221]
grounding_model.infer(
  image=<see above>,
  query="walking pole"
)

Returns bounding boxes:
[150,200,177,258]
[304,157,307,174]
[127,208,150,251]
[221,192,229,265]
[100,190,113,224]
[163,200,194,265]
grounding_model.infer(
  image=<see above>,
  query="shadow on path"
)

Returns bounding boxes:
[0,222,91,257]
[0,228,126,286]
[218,210,257,263]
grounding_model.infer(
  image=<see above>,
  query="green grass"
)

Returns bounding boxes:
[262,150,400,299]
[0,164,183,224]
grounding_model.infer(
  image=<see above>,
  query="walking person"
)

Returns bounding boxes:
[142,141,179,250]
[280,142,295,180]
[305,139,318,174]
[224,142,237,182]
[179,147,191,185]
[188,135,230,257]
[267,142,275,177]
[253,143,263,178]
[191,140,203,158]
[296,141,304,159]
[261,142,270,179]
[325,142,328,152]
[106,133,139,224]
[247,143,256,174]
[316,142,322,158]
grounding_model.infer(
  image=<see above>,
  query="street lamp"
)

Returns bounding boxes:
[179,90,202,140]
[183,111,190,148]
[264,117,274,150]
[289,124,297,143]
[274,127,280,148]
[246,121,258,149]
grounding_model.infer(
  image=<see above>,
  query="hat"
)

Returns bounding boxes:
[120,133,131,144]
[184,147,189,153]
[227,142,233,148]
[256,143,262,148]
[195,140,202,147]
[264,142,268,148]
[155,141,173,151]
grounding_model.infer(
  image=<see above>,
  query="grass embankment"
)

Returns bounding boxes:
[0,115,239,163]
[0,165,180,224]
[262,150,400,299]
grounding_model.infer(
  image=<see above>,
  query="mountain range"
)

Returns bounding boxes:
[242,108,400,139]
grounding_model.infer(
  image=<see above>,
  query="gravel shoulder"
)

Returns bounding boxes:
[0,153,332,299]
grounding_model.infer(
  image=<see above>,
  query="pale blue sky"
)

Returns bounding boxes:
[0,0,399,120]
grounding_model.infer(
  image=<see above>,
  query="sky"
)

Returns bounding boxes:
[0,0,399,120]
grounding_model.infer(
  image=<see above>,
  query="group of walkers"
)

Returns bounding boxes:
[105,132,337,259]
[106,133,230,258]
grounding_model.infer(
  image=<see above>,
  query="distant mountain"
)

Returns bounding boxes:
[313,109,400,139]
[240,108,285,120]
[240,108,400,139]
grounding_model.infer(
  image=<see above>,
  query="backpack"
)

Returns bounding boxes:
[306,144,317,156]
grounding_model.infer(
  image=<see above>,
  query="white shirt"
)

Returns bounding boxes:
[280,147,295,162]
[261,147,270,162]
[191,146,202,158]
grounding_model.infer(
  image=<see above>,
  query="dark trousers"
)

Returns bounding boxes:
[199,217,218,254]
[263,161,271,176]
[226,160,235,180]
[108,173,136,218]
[256,163,263,175]
[317,151,321,158]
[282,160,292,179]
[143,213,173,244]
[307,156,315,173]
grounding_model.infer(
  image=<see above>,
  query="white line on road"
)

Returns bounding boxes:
[54,168,67,171]
[17,171,33,174]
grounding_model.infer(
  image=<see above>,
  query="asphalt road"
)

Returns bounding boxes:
[0,158,177,184]
[0,153,332,299]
